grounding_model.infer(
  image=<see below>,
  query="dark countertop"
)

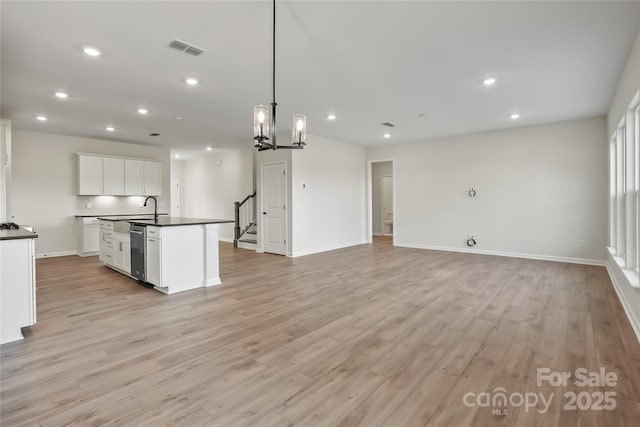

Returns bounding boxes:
[128,217,234,227]
[0,228,38,241]
[77,213,169,218]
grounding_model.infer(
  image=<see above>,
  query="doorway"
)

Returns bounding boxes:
[170,177,181,217]
[260,161,287,255]
[369,160,394,240]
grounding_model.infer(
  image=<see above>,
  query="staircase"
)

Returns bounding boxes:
[234,192,257,250]
[237,222,257,250]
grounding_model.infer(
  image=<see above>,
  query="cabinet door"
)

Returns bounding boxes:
[146,237,161,286]
[124,159,144,195]
[122,240,131,274]
[103,158,125,195]
[78,155,103,195]
[114,238,124,269]
[83,224,100,253]
[144,161,162,196]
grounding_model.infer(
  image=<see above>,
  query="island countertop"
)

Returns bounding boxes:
[126,217,234,227]
[0,229,38,241]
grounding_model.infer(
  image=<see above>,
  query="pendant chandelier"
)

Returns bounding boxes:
[253,0,306,151]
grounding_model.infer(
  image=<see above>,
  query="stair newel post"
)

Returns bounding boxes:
[234,201,241,248]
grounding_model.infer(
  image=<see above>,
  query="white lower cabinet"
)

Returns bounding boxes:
[114,232,131,274]
[99,221,115,266]
[77,218,100,256]
[0,237,36,344]
[146,233,161,286]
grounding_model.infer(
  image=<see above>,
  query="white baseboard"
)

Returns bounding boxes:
[218,237,233,243]
[291,240,369,258]
[36,250,77,259]
[372,232,384,236]
[204,278,221,287]
[395,242,606,266]
[605,263,640,343]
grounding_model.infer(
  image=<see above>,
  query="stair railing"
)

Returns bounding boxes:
[234,191,256,248]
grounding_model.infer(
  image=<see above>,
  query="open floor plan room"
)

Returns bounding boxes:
[1,239,640,426]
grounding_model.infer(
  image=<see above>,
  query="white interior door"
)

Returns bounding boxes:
[382,175,393,235]
[262,162,286,255]
[170,177,180,217]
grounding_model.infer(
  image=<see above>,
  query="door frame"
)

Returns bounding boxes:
[170,176,181,217]
[367,159,395,246]
[381,175,393,236]
[259,160,288,255]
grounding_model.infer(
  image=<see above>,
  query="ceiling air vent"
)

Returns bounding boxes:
[149,132,160,137]
[381,122,395,128]
[168,38,205,56]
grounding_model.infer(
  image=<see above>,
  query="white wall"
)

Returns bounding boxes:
[367,116,608,264]
[606,30,640,340]
[11,129,170,256]
[371,161,393,235]
[180,148,253,241]
[291,134,368,256]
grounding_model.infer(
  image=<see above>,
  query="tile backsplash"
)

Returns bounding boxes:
[76,195,168,216]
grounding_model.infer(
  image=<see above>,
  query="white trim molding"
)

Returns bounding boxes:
[291,240,369,258]
[395,242,607,266]
[605,248,640,343]
[37,250,78,259]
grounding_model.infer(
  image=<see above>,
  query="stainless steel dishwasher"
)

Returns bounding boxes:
[129,224,146,282]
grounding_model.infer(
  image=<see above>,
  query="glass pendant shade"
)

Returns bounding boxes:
[253,105,270,140]
[292,114,307,145]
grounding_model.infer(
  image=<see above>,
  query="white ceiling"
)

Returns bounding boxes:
[1,1,639,154]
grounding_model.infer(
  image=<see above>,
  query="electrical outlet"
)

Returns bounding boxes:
[86,202,92,209]
[579,240,585,248]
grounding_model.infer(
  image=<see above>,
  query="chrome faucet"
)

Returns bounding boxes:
[144,196,158,222]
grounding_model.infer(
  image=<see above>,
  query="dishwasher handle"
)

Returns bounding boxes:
[130,230,144,235]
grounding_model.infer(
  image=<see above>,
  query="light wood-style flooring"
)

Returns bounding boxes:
[1,237,640,426]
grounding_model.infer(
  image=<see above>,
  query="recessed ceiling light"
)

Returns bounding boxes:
[510,113,520,119]
[54,91,69,99]
[36,116,47,121]
[174,154,181,159]
[83,47,101,57]
[327,114,336,121]
[383,133,391,139]
[185,78,198,86]
[483,77,497,86]
[137,108,149,115]
[206,146,212,151]
[175,116,183,120]
[105,126,115,132]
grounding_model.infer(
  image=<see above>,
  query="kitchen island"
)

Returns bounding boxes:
[98,217,233,295]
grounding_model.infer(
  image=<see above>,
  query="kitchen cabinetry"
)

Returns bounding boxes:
[146,228,161,286]
[0,236,37,344]
[78,155,104,195]
[77,217,100,256]
[144,161,162,196]
[124,159,144,195]
[1,118,12,222]
[99,221,115,265]
[79,155,162,196]
[124,159,162,196]
[103,158,125,195]
[114,232,131,274]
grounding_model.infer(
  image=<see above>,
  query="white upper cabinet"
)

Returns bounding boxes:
[79,155,162,196]
[124,159,144,195]
[103,157,125,195]
[78,155,104,195]
[143,161,162,196]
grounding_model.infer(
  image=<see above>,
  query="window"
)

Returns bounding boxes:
[635,103,640,272]
[609,90,639,277]
[616,122,626,260]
